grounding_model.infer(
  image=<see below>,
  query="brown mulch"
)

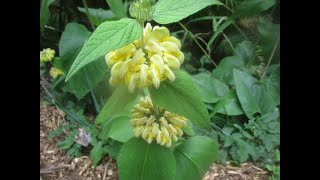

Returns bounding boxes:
[40,99,269,180]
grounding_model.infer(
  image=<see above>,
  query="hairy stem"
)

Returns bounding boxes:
[82,0,95,31]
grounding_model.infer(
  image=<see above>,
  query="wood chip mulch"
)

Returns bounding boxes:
[40,99,270,180]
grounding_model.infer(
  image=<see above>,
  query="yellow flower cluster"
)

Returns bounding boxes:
[131,96,187,147]
[105,23,184,93]
[40,48,55,62]
[49,67,64,79]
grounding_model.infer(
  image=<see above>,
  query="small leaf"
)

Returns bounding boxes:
[48,127,63,140]
[90,141,104,166]
[106,0,127,18]
[153,0,222,24]
[149,70,211,129]
[66,18,142,81]
[117,138,176,180]
[95,86,138,125]
[182,120,195,136]
[234,41,257,65]
[57,131,77,150]
[174,136,218,180]
[67,144,82,157]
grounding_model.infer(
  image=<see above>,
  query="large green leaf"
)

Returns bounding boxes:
[266,65,280,105]
[174,136,218,180]
[233,69,261,119]
[232,0,276,19]
[62,57,108,99]
[212,56,245,85]
[212,90,244,116]
[95,86,138,125]
[153,0,222,24]
[234,41,257,65]
[40,0,55,32]
[106,0,127,18]
[66,18,142,81]
[257,22,280,64]
[58,23,108,99]
[118,138,176,180]
[100,115,134,143]
[192,73,230,103]
[78,7,115,26]
[59,22,92,70]
[149,70,211,129]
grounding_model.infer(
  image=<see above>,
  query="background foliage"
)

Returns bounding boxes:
[40,0,280,179]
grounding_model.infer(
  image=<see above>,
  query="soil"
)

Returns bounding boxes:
[40,99,270,180]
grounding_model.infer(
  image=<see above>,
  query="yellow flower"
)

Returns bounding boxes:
[131,96,187,147]
[49,67,64,79]
[40,48,55,62]
[106,23,184,93]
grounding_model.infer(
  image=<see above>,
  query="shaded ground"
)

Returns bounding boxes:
[40,99,269,180]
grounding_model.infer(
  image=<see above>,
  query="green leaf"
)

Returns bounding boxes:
[207,20,234,49]
[149,70,210,129]
[260,133,279,152]
[218,149,228,164]
[66,18,142,81]
[233,69,261,119]
[62,57,108,100]
[67,144,82,157]
[106,0,127,18]
[59,22,92,71]
[212,90,244,116]
[103,140,122,159]
[57,131,77,150]
[212,56,245,85]
[192,73,230,103]
[275,149,280,162]
[100,115,134,143]
[78,7,115,26]
[48,127,63,140]
[174,136,218,180]
[95,86,138,125]
[90,141,105,166]
[40,0,55,32]
[266,65,280,105]
[257,22,280,64]
[182,120,195,136]
[118,138,176,180]
[232,0,276,19]
[234,41,257,65]
[153,0,222,24]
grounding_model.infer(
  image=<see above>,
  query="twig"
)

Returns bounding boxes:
[260,35,280,80]
[82,0,95,31]
[178,22,217,67]
[102,162,109,180]
[222,32,235,51]
[40,164,71,174]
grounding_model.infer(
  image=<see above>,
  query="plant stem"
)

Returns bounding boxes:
[140,20,146,53]
[260,35,280,80]
[178,22,217,67]
[82,0,95,31]
[222,32,235,51]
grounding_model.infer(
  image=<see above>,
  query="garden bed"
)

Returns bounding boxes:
[40,100,269,180]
